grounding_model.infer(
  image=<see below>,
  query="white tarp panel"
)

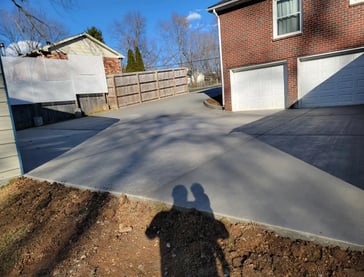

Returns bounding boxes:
[2,55,107,105]
[68,54,108,94]
[298,51,364,108]
[3,57,74,104]
[230,64,286,111]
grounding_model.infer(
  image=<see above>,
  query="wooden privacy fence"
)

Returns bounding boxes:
[107,68,188,109]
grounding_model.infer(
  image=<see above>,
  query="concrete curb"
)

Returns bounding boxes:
[203,99,224,110]
[24,174,364,251]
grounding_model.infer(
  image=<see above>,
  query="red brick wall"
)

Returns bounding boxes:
[47,52,68,60]
[37,54,122,75]
[219,0,364,110]
[103,57,122,75]
[36,52,68,60]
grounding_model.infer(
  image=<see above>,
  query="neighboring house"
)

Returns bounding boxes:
[208,0,364,111]
[188,71,206,86]
[27,32,124,75]
[5,33,124,129]
[0,58,22,184]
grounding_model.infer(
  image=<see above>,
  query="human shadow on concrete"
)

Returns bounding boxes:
[146,184,230,276]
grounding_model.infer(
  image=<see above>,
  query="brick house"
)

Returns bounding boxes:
[208,0,364,111]
[27,33,124,75]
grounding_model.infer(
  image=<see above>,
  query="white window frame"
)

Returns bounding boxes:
[350,0,364,5]
[273,0,303,39]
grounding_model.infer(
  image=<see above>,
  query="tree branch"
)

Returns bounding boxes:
[11,0,48,38]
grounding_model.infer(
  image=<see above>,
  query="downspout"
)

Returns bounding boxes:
[213,8,225,109]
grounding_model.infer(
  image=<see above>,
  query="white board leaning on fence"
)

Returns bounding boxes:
[68,54,107,94]
[2,55,107,105]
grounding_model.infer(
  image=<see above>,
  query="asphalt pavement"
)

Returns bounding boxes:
[17,87,364,249]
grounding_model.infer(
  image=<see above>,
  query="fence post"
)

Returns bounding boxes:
[173,69,177,96]
[137,72,142,103]
[184,68,189,94]
[155,70,160,99]
[112,75,120,109]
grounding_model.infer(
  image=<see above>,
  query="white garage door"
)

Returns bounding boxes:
[230,62,286,111]
[298,49,364,108]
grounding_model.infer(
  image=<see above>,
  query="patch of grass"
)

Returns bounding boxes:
[0,225,28,275]
[226,239,235,252]
[0,177,18,191]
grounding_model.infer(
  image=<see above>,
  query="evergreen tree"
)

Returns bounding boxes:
[125,49,136,72]
[86,26,105,43]
[134,46,145,71]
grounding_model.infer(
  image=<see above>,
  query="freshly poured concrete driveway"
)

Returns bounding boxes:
[18,88,364,248]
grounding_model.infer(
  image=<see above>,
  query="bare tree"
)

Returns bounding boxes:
[112,11,158,69]
[159,13,189,68]
[190,31,220,74]
[1,0,71,55]
[0,8,68,55]
[112,11,146,50]
[10,0,74,13]
[159,13,220,84]
[8,0,73,33]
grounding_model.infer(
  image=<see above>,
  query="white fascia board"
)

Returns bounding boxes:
[207,0,253,13]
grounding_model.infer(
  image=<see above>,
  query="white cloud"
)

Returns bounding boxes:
[186,12,201,21]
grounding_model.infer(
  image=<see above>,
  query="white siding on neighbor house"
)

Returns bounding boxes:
[0,59,22,185]
[56,38,119,58]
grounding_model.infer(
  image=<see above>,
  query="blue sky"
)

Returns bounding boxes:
[1,0,218,52]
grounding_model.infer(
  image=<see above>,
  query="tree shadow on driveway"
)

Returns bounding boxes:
[231,105,364,190]
[17,116,119,173]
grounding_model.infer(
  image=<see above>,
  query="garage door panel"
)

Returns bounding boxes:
[298,52,364,108]
[354,91,364,102]
[358,65,364,74]
[358,79,364,88]
[231,64,286,111]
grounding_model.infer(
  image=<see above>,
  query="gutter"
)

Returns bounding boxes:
[207,0,241,12]
[207,0,253,14]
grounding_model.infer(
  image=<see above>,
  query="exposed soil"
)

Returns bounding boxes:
[0,177,363,277]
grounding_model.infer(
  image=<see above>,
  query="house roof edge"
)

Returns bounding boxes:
[43,33,125,59]
[207,0,255,13]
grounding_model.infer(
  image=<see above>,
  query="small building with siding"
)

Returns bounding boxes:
[8,33,125,129]
[0,58,22,185]
[28,32,124,75]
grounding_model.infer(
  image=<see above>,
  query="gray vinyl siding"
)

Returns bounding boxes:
[0,59,22,185]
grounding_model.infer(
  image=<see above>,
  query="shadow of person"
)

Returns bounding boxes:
[146,184,230,277]
[190,182,213,214]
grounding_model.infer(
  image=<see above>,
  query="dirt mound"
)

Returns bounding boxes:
[0,178,363,276]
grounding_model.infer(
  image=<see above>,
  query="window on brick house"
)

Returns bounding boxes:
[273,0,302,38]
